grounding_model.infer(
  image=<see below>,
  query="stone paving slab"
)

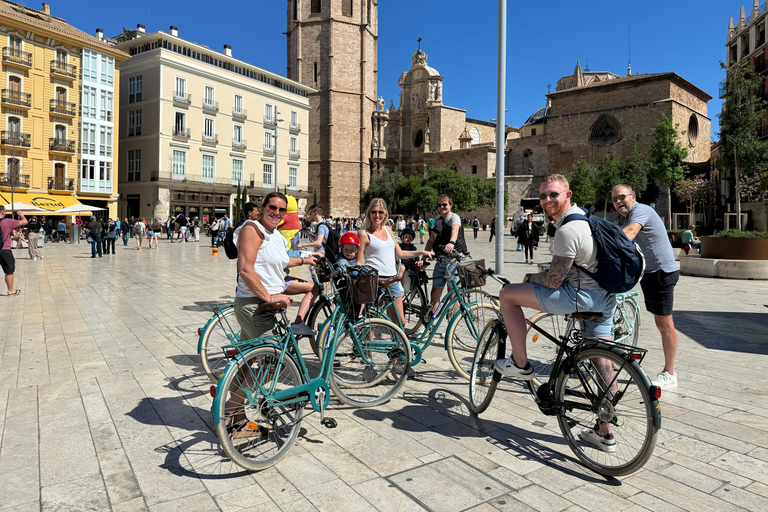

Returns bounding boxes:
[1,232,767,511]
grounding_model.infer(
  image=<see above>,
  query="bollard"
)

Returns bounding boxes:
[212,247,218,256]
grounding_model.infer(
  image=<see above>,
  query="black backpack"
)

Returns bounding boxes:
[223,226,238,259]
[320,221,341,264]
[560,207,645,294]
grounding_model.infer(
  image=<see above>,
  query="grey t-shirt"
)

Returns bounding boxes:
[617,202,676,273]
[551,204,600,289]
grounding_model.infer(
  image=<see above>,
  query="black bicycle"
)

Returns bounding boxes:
[469,269,661,476]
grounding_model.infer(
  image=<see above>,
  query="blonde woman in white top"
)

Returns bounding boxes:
[357,198,432,326]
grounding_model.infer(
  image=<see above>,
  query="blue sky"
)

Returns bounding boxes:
[62,0,738,139]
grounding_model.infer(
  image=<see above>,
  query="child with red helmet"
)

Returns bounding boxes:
[336,232,360,271]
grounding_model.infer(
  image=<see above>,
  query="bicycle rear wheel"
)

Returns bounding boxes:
[469,320,505,414]
[401,282,428,336]
[446,303,500,380]
[200,307,240,383]
[326,318,411,407]
[306,295,333,357]
[214,346,305,472]
[554,347,658,476]
[613,298,640,347]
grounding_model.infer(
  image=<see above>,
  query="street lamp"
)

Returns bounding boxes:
[495,0,508,273]
[272,109,285,192]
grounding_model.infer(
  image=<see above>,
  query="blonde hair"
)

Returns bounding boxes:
[363,198,389,231]
[542,174,569,189]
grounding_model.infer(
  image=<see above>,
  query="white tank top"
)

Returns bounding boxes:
[364,228,397,277]
[235,220,289,298]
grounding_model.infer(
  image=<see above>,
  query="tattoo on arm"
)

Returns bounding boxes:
[527,255,573,288]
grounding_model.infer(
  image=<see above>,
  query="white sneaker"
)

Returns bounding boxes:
[494,358,535,380]
[578,427,616,453]
[652,371,678,390]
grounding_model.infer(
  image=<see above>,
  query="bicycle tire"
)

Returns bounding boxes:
[526,312,575,389]
[463,288,499,309]
[200,307,240,383]
[468,320,505,414]
[214,346,305,472]
[553,347,658,476]
[324,317,411,407]
[613,298,640,348]
[401,281,428,336]
[446,303,500,380]
[306,295,333,357]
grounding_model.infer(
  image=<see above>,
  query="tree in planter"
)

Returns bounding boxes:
[650,113,689,228]
[569,159,597,207]
[620,134,650,197]
[718,59,768,229]
[594,153,623,217]
[674,173,715,219]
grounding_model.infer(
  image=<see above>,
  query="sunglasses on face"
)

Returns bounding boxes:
[266,204,287,214]
[370,210,385,216]
[437,203,450,208]
[612,194,631,203]
[538,191,562,201]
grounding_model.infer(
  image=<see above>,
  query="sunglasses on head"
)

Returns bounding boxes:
[611,194,631,203]
[370,210,385,216]
[266,204,287,214]
[538,191,562,201]
[437,203,450,208]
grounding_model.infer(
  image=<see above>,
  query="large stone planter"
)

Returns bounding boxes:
[700,236,768,260]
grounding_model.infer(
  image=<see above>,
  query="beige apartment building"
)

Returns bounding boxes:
[114,25,313,222]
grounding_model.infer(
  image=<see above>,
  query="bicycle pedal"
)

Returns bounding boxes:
[321,417,337,429]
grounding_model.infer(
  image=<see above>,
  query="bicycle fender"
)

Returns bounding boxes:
[197,316,216,354]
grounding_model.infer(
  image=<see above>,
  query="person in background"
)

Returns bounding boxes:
[44,217,53,243]
[297,205,328,254]
[0,207,26,294]
[105,220,117,254]
[396,227,424,296]
[545,217,556,243]
[121,218,130,246]
[26,216,42,260]
[515,213,539,265]
[134,217,146,250]
[193,217,200,242]
[472,216,480,239]
[87,216,102,258]
[149,218,162,249]
[682,224,701,253]
[210,216,221,247]
[489,217,496,243]
[56,218,67,242]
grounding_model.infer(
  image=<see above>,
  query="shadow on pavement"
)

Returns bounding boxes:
[181,298,235,312]
[675,310,768,355]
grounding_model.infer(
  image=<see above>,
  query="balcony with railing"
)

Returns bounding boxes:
[0,131,30,148]
[202,100,219,113]
[49,138,76,154]
[1,89,31,108]
[50,99,77,117]
[0,172,30,189]
[289,122,301,133]
[263,115,276,128]
[263,144,275,156]
[232,139,247,152]
[151,170,235,188]
[50,60,77,80]
[2,47,32,68]
[202,133,219,146]
[289,149,301,160]
[173,91,191,106]
[233,108,247,120]
[172,126,191,140]
[48,176,74,191]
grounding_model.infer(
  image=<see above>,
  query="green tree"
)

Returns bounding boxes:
[569,159,597,207]
[674,173,715,216]
[594,153,623,217]
[234,182,242,224]
[620,134,650,196]
[423,167,502,212]
[718,58,768,229]
[360,169,403,212]
[650,112,689,228]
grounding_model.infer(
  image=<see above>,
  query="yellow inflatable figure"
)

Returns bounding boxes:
[277,195,301,249]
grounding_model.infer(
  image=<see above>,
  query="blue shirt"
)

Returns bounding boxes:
[617,202,676,273]
[57,222,66,231]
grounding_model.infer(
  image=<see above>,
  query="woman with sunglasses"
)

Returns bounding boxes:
[233,192,319,341]
[357,198,433,326]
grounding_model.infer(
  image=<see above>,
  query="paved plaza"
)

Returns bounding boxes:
[1,231,768,512]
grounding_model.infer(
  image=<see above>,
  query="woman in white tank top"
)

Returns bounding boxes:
[357,198,432,327]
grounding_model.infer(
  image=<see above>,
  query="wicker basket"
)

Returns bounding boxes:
[457,259,487,289]
[345,265,379,304]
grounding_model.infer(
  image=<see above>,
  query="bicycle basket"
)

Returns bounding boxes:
[458,259,487,288]
[345,265,379,304]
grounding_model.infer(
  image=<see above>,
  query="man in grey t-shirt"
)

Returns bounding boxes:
[613,184,679,390]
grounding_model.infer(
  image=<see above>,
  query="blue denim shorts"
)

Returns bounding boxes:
[379,277,403,299]
[432,261,458,289]
[533,282,615,338]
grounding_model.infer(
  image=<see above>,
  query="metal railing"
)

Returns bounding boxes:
[49,138,76,153]
[0,131,30,147]
[48,177,74,191]
[172,126,191,139]
[289,149,301,159]
[202,133,219,145]
[263,145,275,155]
[151,170,235,186]
[50,99,76,116]
[232,139,247,151]
[0,172,30,188]
[173,91,191,104]
[289,122,301,132]
[2,47,31,66]
[263,115,276,127]
[50,60,77,78]
[1,89,31,107]
[203,100,219,112]
[233,108,247,119]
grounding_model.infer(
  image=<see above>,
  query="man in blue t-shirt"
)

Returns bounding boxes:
[613,184,679,390]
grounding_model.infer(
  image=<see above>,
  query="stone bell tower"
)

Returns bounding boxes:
[287,0,378,216]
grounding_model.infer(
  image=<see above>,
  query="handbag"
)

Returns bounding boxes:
[86,236,93,243]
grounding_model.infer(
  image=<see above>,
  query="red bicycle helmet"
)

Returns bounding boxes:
[340,232,360,246]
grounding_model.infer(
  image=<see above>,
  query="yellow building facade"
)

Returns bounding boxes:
[0,1,128,218]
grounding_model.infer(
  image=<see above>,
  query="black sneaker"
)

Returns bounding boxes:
[291,322,316,337]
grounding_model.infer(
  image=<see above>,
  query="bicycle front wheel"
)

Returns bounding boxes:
[306,295,334,358]
[469,320,505,414]
[613,298,640,348]
[554,347,658,476]
[446,303,499,380]
[214,346,305,472]
[200,307,240,383]
[326,318,411,407]
[526,312,574,389]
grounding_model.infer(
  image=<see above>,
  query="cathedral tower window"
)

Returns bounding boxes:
[311,0,321,14]
[342,0,352,17]
[589,114,621,145]
[688,114,698,146]
[414,129,424,148]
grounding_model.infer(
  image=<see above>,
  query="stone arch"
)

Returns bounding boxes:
[589,113,621,145]
[469,127,480,145]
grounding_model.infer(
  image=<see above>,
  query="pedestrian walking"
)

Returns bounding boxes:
[134,218,146,249]
[515,213,539,265]
[56,218,67,242]
[121,218,130,245]
[105,221,117,254]
[489,217,496,243]
[472,216,480,239]
[26,216,43,260]
[44,217,53,243]
[193,217,200,242]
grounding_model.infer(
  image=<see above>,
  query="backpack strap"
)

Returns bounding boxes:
[556,212,598,281]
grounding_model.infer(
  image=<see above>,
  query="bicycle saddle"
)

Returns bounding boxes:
[258,300,289,312]
[571,311,603,320]
[378,276,402,287]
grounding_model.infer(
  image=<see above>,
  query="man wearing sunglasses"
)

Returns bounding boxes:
[425,194,469,311]
[613,184,679,390]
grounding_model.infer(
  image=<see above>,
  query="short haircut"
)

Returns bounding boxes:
[613,184,635,195]
[243,202,257,216]
[0,205,5,214]
[437,194,453,206]
[309,204,323,215]
[542,174,569,189]
[262,192,288,209]
[688,224,696,230]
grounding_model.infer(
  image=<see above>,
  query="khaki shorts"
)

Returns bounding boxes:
[234,296,278,341]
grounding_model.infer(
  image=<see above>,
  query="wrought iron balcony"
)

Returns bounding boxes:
[2,47,32,67]
[173,91,191,105]
[0,131,30,148]
[0,172,30,188]
[202,133,219,146]
[289,122,301,133]
[289,149,301,159]
[49,138,76,153]
[172,126,191,140]
[48,176,74,191]
[233,108,247,120]
[232,139,247,151]
[1,89,31,108]
[50,60,77,79]
[263,145,275,156]
[202,100,219,112]
[50,99,77,117]
[263,115,276,128]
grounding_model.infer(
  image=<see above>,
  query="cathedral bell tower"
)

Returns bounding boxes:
[287,0,378,216]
